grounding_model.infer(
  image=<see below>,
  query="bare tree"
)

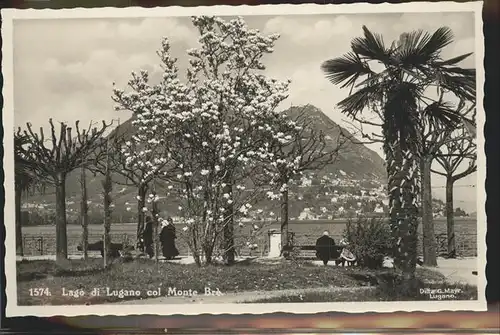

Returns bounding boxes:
[14,133,46,256]
[16,119,111,263]
[102,140,113,268]
[432,126,476,258]
[260,105,347,254]
[80,162,89,260]
[415,99,475,266]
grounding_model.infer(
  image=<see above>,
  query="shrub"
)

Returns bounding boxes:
[343,217,394,269]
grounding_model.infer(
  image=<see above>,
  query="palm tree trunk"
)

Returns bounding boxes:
[385,139,420,295]
[445,176,456,258]
[55,172,68,264]
[280,188,289,255]
[15,187,23,256]
[421,156,437,266]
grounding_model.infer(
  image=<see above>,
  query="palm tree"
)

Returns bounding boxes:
[321,26,475,292]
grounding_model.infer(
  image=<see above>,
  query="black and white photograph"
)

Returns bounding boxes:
[2,1,486,317]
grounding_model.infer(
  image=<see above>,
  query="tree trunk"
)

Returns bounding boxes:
[151,187,159,263]
[103,155,113,268]
[136,184,148,248]
[153,219,159,262]
[385,139,420,295]
[80,165,89,260]
[421,156,437,266]
[222,175,235,265]
[192,250,202,267]
[15,187,23,256]
[55,172,68,264]
[280,188,289,255]
[203,243,214,265]
[445,176,456,258]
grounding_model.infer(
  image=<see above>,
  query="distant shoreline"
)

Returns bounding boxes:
[22,217,477,227]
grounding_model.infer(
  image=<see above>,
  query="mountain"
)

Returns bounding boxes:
[23,104,388,223]
[286,105,386,180]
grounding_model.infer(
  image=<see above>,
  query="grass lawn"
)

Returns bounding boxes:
[245,282,478,303]
[17,258,455,305]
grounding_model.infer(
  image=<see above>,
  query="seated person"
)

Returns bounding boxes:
[315,231,339,265]
[335,238,357,266]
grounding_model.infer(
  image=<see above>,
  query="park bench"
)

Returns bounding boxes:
[282,244,354,264]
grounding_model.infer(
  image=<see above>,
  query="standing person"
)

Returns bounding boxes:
[315,230,338,266]
[143,216,154,258]
[160,217,179,260]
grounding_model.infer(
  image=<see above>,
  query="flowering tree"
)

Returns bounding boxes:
[111,84,174,248]
[113,16,291,266]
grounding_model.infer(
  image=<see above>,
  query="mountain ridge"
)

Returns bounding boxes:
[24,104,389,221]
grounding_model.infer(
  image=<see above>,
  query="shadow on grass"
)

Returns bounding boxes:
[17,272,49,282]
[346,273,379,286]
[17,258,108,282]
[245,288,380,303]
[53,267,106,278]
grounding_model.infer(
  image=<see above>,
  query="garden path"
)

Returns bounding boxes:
[109,286,375,305]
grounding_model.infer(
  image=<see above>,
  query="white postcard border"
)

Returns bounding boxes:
[2,1,487,317]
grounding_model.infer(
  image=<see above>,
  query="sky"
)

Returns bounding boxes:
[12,10,479,212]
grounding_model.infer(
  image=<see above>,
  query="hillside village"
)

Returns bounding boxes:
[19,104,468,227]
[21,169,457,226]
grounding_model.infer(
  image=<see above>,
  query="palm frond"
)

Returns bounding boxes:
[337,83,385,118]
[436,70,476,102]
[321,52,373,88]
[396,27,454,67]
[351,26,391,64]
[421,101,461,129]
[419,27,455,59]
[395,30,431,65]
[354,69,391,88]
[435,52,474,66]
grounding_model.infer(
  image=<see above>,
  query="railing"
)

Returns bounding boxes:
[21,233,131,256]
[19,231,476,258]
[285,232,477,258]
[20,233,270,258]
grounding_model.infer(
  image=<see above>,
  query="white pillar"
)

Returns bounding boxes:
[268,229,281,258]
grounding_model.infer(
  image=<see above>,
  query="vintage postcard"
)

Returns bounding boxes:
[2,1,486,317]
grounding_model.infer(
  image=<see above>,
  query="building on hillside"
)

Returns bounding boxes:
[298,208,315,220]
[373,204,384,213]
